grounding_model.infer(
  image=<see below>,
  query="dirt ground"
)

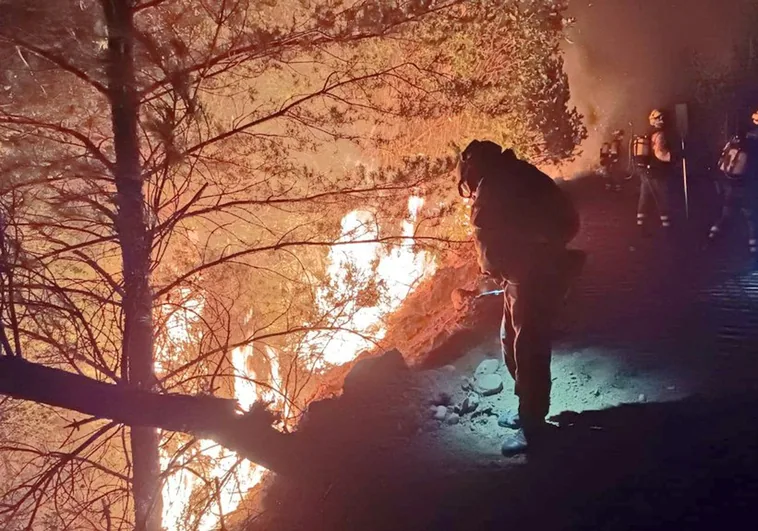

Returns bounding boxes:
[245,175,758,531]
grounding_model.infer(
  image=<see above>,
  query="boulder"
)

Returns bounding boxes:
[475,374,504,396]
[474,359,500,377]
[446,413,461,426]
[343,349,408,396]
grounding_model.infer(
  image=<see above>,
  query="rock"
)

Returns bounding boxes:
[459,392,480,415]
[638,394,646,402]
[475,374,504,396]
[433,406,448,421]
[432,392,452,407]
[300,398,334,429]
[475,359,500,377]
[442,365,457,373]
[446,413,461,426]
[461,376,474,391]
[343,349,408,395]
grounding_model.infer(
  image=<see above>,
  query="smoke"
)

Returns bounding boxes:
[560,0,753,176]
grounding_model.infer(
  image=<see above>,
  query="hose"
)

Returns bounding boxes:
[625,137,636,181]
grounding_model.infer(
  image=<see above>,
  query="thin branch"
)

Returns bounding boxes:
[181,66,415,157]
[0,37,109,95]
[155,234,463,298]
[0,113,114,171]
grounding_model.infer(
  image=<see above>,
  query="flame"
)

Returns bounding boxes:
[305,195,436,367]
[156,195,433,529]
[231,344,257,412]
[157,295,271,531]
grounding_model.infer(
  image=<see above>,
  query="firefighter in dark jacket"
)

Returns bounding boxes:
[708,109,758,256]
[458,140,585,455]
[636,109,673,232]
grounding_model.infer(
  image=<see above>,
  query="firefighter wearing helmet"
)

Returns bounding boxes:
[458,140,585,455]
[634,109,673,233]
[600,129,625,192]
[708,108,758,257]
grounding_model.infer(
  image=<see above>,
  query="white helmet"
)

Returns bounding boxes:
[751,109,758,125]
[649,109,664,128]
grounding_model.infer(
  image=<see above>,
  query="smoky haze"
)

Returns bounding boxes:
[560,0,753,177]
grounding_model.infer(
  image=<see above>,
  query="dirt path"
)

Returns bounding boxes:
[247,176,758,531]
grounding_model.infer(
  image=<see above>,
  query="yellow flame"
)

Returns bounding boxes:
[157,195,433,529]
[305,195,436,367]
[158,296,269,531]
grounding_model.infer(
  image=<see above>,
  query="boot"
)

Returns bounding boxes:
[501,429,528,456]
[708,226,720,242]
[637,215,651,238]
[501,421,556,456]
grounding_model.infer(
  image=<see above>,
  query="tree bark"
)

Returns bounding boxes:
[0,356,300,475]
[101,1,161,529]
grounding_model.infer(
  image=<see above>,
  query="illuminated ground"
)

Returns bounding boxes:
[248,176,758,531]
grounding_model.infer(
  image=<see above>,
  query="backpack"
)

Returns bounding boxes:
[600,140,621,167]
[632,135,651,167]
[718,135,750,179]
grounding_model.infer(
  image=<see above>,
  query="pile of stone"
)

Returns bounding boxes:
[429,358,504,425]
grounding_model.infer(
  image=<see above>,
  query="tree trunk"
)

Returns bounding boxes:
[101,1,161,529]
[0,357,300,475]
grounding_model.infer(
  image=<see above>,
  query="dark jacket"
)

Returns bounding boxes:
[471,151,579,282]
[742,127,758,189]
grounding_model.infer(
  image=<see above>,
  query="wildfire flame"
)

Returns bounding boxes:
[156,195,433,530]
[305,195,435,367]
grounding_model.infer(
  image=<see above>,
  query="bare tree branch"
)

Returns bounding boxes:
[0,37,109,96]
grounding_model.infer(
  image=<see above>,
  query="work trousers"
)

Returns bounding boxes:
[603,161,624,189]
[499,249,585,423]
[637,167,670,228]
[710,179,757,252]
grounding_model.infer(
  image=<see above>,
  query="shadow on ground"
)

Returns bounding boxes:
[252,391,758,531]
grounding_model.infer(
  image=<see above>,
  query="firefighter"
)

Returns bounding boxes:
[707,109,758,256]
[458,140,585,455]
[635,109,674,232]
[600,130,625,192]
